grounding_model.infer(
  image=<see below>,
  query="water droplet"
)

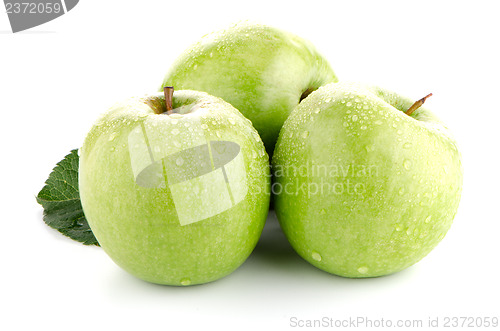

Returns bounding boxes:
[398,187,405,195]
[343,122,349,127]
[171,128,180,135]
[363,105,370,110]
[346,102,353,107]
[314,108,321,114]
[374,120,383,125]
[325,97,332,103]
[397,129,403,135]
[360,125,367,130]
[171,119,179,125]
[357,266,369,274]
[228,117,236,125]
[289,132,294,138]
[424,215,432,223]
[320,209,326,215]
[395,224,403,231]
[403,159,412,170]
[365,145,375,152]
[403,142,412,149]
[311,251,322,261]
[108,133,117,141]
[193,64,198,70]
[180,278,191,286]
[406,228,412,235]
[170,113,183,119]
[201,124,208,130]
[352,114,358,121]
[176,157,184,166]
[301,131,309,138]
[209,52,213,58]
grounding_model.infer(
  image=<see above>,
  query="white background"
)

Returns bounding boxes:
[1,1,499,330]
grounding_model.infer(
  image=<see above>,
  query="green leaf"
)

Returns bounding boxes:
[36,149,99,246]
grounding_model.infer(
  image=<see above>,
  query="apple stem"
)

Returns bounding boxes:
[164,86,174,115]
[405,93,433,116]
[300,87,316,102]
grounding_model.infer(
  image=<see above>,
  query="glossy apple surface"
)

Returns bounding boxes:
[79,90,270,285]
[160,22,338,155]
[272,82,463,278]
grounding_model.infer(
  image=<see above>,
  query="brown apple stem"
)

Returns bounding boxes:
[164,86,174,114]
[405,93,433,116]
[300,87,316,102]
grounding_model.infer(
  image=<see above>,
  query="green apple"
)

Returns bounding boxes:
[160,22,338,155]
[272,82,463,278]
[79,89,270,285]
